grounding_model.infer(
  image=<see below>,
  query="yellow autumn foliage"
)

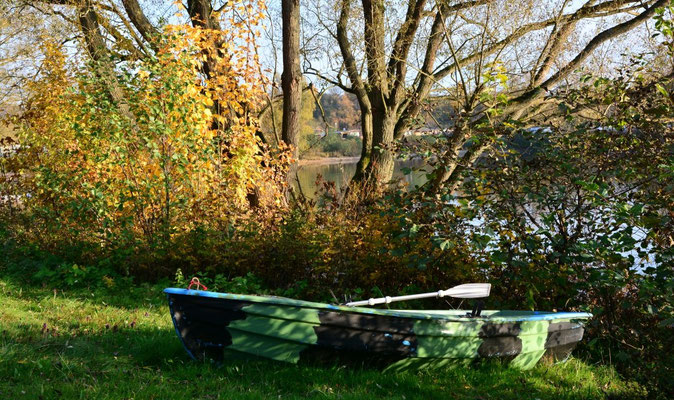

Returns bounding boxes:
[14,4,287,250]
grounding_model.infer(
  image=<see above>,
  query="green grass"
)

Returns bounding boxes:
[0,279,646,400]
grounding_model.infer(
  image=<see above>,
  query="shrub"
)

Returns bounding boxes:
[3,23,287,270]
[400,57,674,397]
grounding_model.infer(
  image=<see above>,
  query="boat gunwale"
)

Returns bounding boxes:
[164,288,592,322]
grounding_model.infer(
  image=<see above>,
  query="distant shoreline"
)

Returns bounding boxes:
[298,156,360,166]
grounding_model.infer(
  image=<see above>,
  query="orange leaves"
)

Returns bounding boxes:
[14,1,288,251]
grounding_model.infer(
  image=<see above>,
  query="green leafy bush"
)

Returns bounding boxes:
[397,54,674,397]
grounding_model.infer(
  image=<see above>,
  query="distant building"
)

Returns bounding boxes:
[404,128,444,136]
[339,130,361,139]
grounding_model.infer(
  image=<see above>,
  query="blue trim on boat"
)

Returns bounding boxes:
[163,288,592,322]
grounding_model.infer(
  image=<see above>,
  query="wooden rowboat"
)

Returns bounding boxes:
[164,287,591,371]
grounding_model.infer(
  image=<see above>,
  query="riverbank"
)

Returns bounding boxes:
[0,275,648,399]
[298,156,360,166]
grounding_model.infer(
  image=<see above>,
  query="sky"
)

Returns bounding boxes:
[0,0,668,108]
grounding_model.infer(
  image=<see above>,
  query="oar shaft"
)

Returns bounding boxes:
[344,283,491,307]
[346,291,445,307]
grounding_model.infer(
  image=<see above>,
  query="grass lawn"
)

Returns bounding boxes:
[0,278,646,400]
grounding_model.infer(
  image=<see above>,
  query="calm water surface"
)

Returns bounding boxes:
[295,159,427,197]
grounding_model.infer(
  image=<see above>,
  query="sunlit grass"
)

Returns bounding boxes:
[0,279,646,399]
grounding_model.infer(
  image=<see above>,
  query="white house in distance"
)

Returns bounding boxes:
[339,129,360,139]
[403,128,444,136]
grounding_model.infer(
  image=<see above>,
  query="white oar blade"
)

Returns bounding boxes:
[443,283,491,299]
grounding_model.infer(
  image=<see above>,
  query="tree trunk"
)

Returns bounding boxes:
[77,0,133,121]
[424,110,471,194]
[352,99,397,190]
[365,109,396,187]
[281,0,301,160]
[120,0,158,46]
[353,0,393,190]
[353,99,372,180]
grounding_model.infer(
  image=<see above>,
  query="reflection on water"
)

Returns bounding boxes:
[294,159,427,197]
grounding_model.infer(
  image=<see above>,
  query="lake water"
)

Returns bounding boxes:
[295,158,428,197]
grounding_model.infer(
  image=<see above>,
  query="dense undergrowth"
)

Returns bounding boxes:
[0,217,672,399]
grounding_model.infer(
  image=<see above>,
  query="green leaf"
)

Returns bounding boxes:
[439,240,454,251]
[655,83,671,101]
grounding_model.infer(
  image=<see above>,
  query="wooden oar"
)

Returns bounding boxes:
[345,283,491,307]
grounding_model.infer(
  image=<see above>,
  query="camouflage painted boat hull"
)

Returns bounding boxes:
[164,288,591,371]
